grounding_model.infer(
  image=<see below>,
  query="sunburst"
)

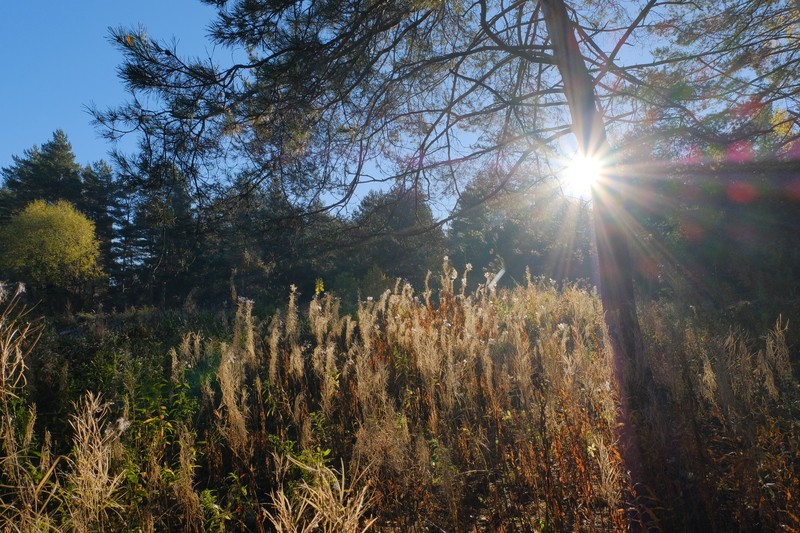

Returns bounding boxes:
[562,153,605,198]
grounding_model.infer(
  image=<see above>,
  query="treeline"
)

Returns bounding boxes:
[0,130,594,313]
[2,130,799,350]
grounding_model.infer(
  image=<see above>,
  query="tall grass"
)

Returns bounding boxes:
[0,265,798,531]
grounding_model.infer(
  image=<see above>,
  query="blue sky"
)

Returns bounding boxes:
[0,1,223,170]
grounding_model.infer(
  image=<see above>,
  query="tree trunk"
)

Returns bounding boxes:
[540,0,649,522]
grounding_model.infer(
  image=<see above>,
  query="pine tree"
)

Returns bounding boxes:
[0,130,84,219]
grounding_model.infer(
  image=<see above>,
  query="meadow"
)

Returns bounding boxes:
[1,261,798,532]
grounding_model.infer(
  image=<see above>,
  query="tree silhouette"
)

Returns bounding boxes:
[95,1,800,525]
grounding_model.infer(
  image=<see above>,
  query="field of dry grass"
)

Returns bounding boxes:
[1,262,798,532]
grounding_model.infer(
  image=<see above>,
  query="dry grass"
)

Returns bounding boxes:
[0,286,61,533]
[639,304,800,531]
[266,454,376,533]
[0,268,798,531]
[63,392,125,533]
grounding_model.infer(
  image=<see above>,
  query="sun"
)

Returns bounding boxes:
[562,153,605,198]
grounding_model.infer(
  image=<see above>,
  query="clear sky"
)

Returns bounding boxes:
[0,1,224,170]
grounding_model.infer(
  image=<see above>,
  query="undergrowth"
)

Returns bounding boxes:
[0,262,798,532]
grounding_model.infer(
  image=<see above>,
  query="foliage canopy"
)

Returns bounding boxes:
[0,200,103,291]
[96,0,800,221]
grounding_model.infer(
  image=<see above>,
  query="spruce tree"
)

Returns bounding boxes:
[0,130,84,219]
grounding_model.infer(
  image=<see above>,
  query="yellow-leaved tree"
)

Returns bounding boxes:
[0,199,103,306]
